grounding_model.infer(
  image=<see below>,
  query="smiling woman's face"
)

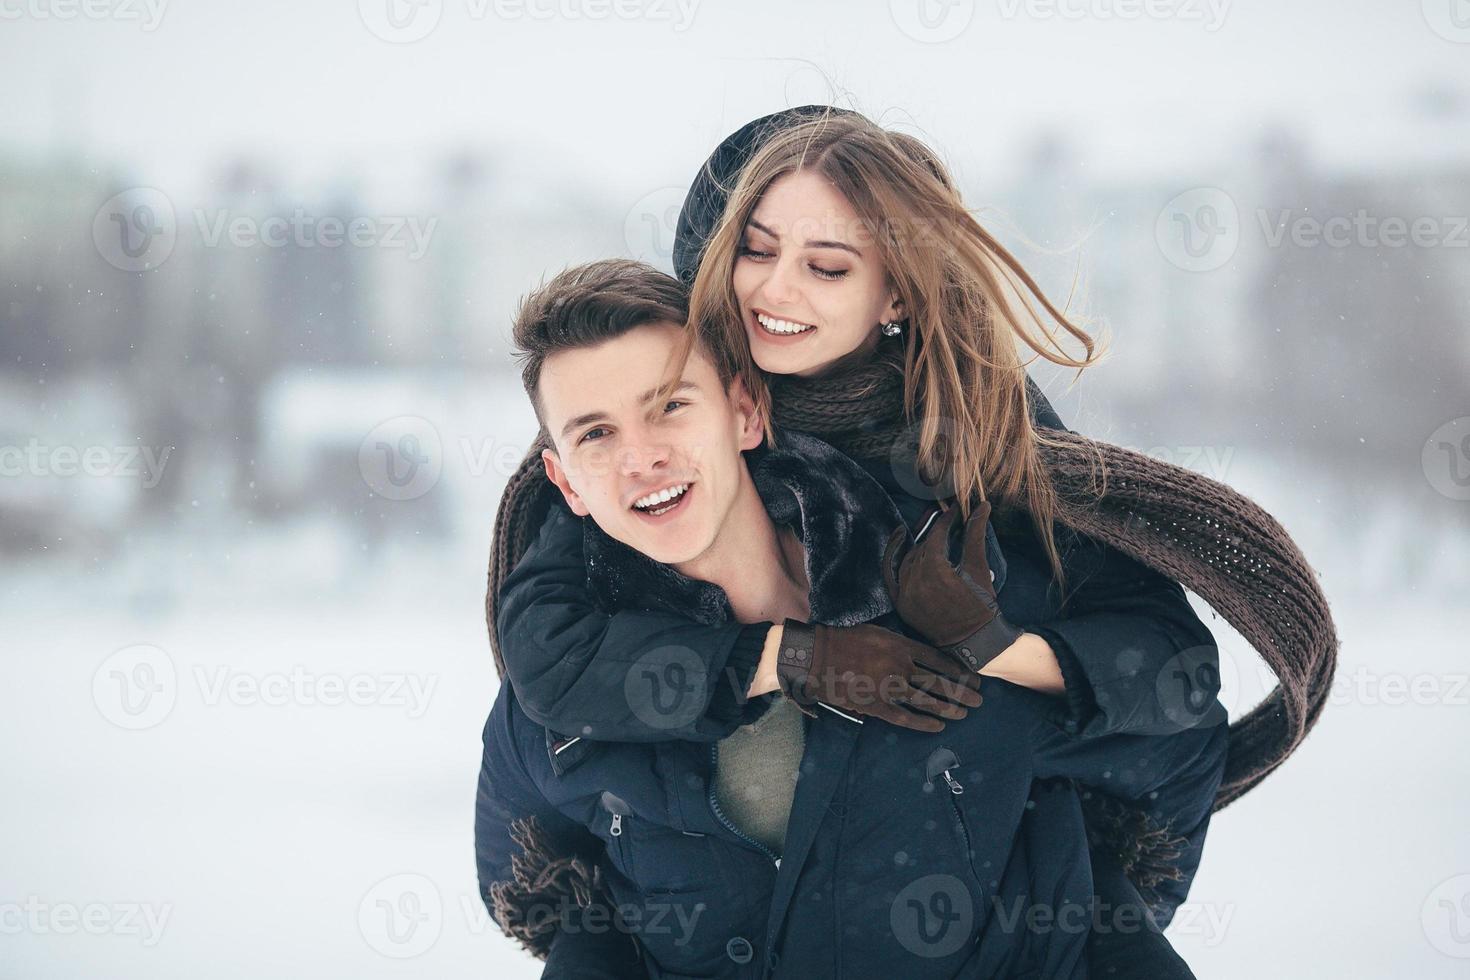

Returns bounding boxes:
[730,170,902,379]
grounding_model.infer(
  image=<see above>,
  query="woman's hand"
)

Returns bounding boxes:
[883,500,1027,674]
[774,619,984,732]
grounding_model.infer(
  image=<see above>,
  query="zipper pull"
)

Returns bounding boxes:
[924,747,963,793]
[601,791,632,836]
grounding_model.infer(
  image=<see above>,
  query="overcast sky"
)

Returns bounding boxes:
[3,0,1467,203]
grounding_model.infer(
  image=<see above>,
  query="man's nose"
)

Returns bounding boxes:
[618,439,671,477]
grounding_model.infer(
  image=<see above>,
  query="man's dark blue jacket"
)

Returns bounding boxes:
[475,429,1227,978]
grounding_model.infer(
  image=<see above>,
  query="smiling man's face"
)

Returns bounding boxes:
[539,321,764,566]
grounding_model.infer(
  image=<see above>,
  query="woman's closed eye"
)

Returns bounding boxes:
[739,243,848,281]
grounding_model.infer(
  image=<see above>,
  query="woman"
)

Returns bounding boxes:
[497,107,1220,745]
[488,107,1224,976]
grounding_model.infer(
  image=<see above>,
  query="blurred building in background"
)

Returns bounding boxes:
[4,87,1466,591]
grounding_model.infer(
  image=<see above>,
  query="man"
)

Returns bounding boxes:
[475,260,1226,978]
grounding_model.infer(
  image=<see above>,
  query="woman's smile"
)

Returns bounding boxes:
[750,308,819,345]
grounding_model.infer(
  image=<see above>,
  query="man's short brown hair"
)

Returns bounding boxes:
[512,259,728,428]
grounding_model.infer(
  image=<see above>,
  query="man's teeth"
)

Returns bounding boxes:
[757,313,815,335]
[633,483,690,512]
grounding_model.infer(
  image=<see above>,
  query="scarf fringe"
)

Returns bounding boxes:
[487,816,607,961]
[1080,791,1187,914]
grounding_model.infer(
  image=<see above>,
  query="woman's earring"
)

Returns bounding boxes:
[880,320,904,337]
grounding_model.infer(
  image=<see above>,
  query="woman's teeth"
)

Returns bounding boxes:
[757,313,815,335]
[633,483,690,515]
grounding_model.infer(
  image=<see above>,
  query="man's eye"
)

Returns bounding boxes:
[579,427,608,444]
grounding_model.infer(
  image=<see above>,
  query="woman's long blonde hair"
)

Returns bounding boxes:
[673,110,1105,583]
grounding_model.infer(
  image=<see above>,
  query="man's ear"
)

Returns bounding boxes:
[729,376,765,451]
[541,447,590,517]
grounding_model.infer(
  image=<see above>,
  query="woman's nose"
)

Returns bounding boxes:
[761,256,803,307]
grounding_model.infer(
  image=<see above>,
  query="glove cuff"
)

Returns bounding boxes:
[946,614,1023,673]
[775,619,821,717]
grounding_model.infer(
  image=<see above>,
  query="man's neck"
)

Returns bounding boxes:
[675,468,811,627]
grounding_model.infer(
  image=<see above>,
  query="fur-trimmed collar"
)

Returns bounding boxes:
[583,428,905,628]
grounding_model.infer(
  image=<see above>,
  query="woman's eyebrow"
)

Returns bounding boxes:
[747,217,862,257]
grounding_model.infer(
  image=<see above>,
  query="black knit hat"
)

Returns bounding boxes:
[672,105,860,286]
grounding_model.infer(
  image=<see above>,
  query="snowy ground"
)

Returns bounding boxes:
[2,449,1467,979]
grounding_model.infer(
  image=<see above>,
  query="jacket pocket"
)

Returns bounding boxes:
[600,791,637,881]
[924,747,980,882]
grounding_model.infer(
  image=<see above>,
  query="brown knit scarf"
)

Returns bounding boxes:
[485,345,1336,808]
[481,348,1338,952]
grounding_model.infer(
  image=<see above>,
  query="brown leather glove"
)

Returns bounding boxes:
[774,619,983,733]
[884,499,1023,674]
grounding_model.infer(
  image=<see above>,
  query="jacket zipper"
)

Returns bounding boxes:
[942,769,970,855]
[707,743,781,867]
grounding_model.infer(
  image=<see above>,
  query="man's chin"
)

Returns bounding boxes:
[633,535,704,567]
[612,518,710,567]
